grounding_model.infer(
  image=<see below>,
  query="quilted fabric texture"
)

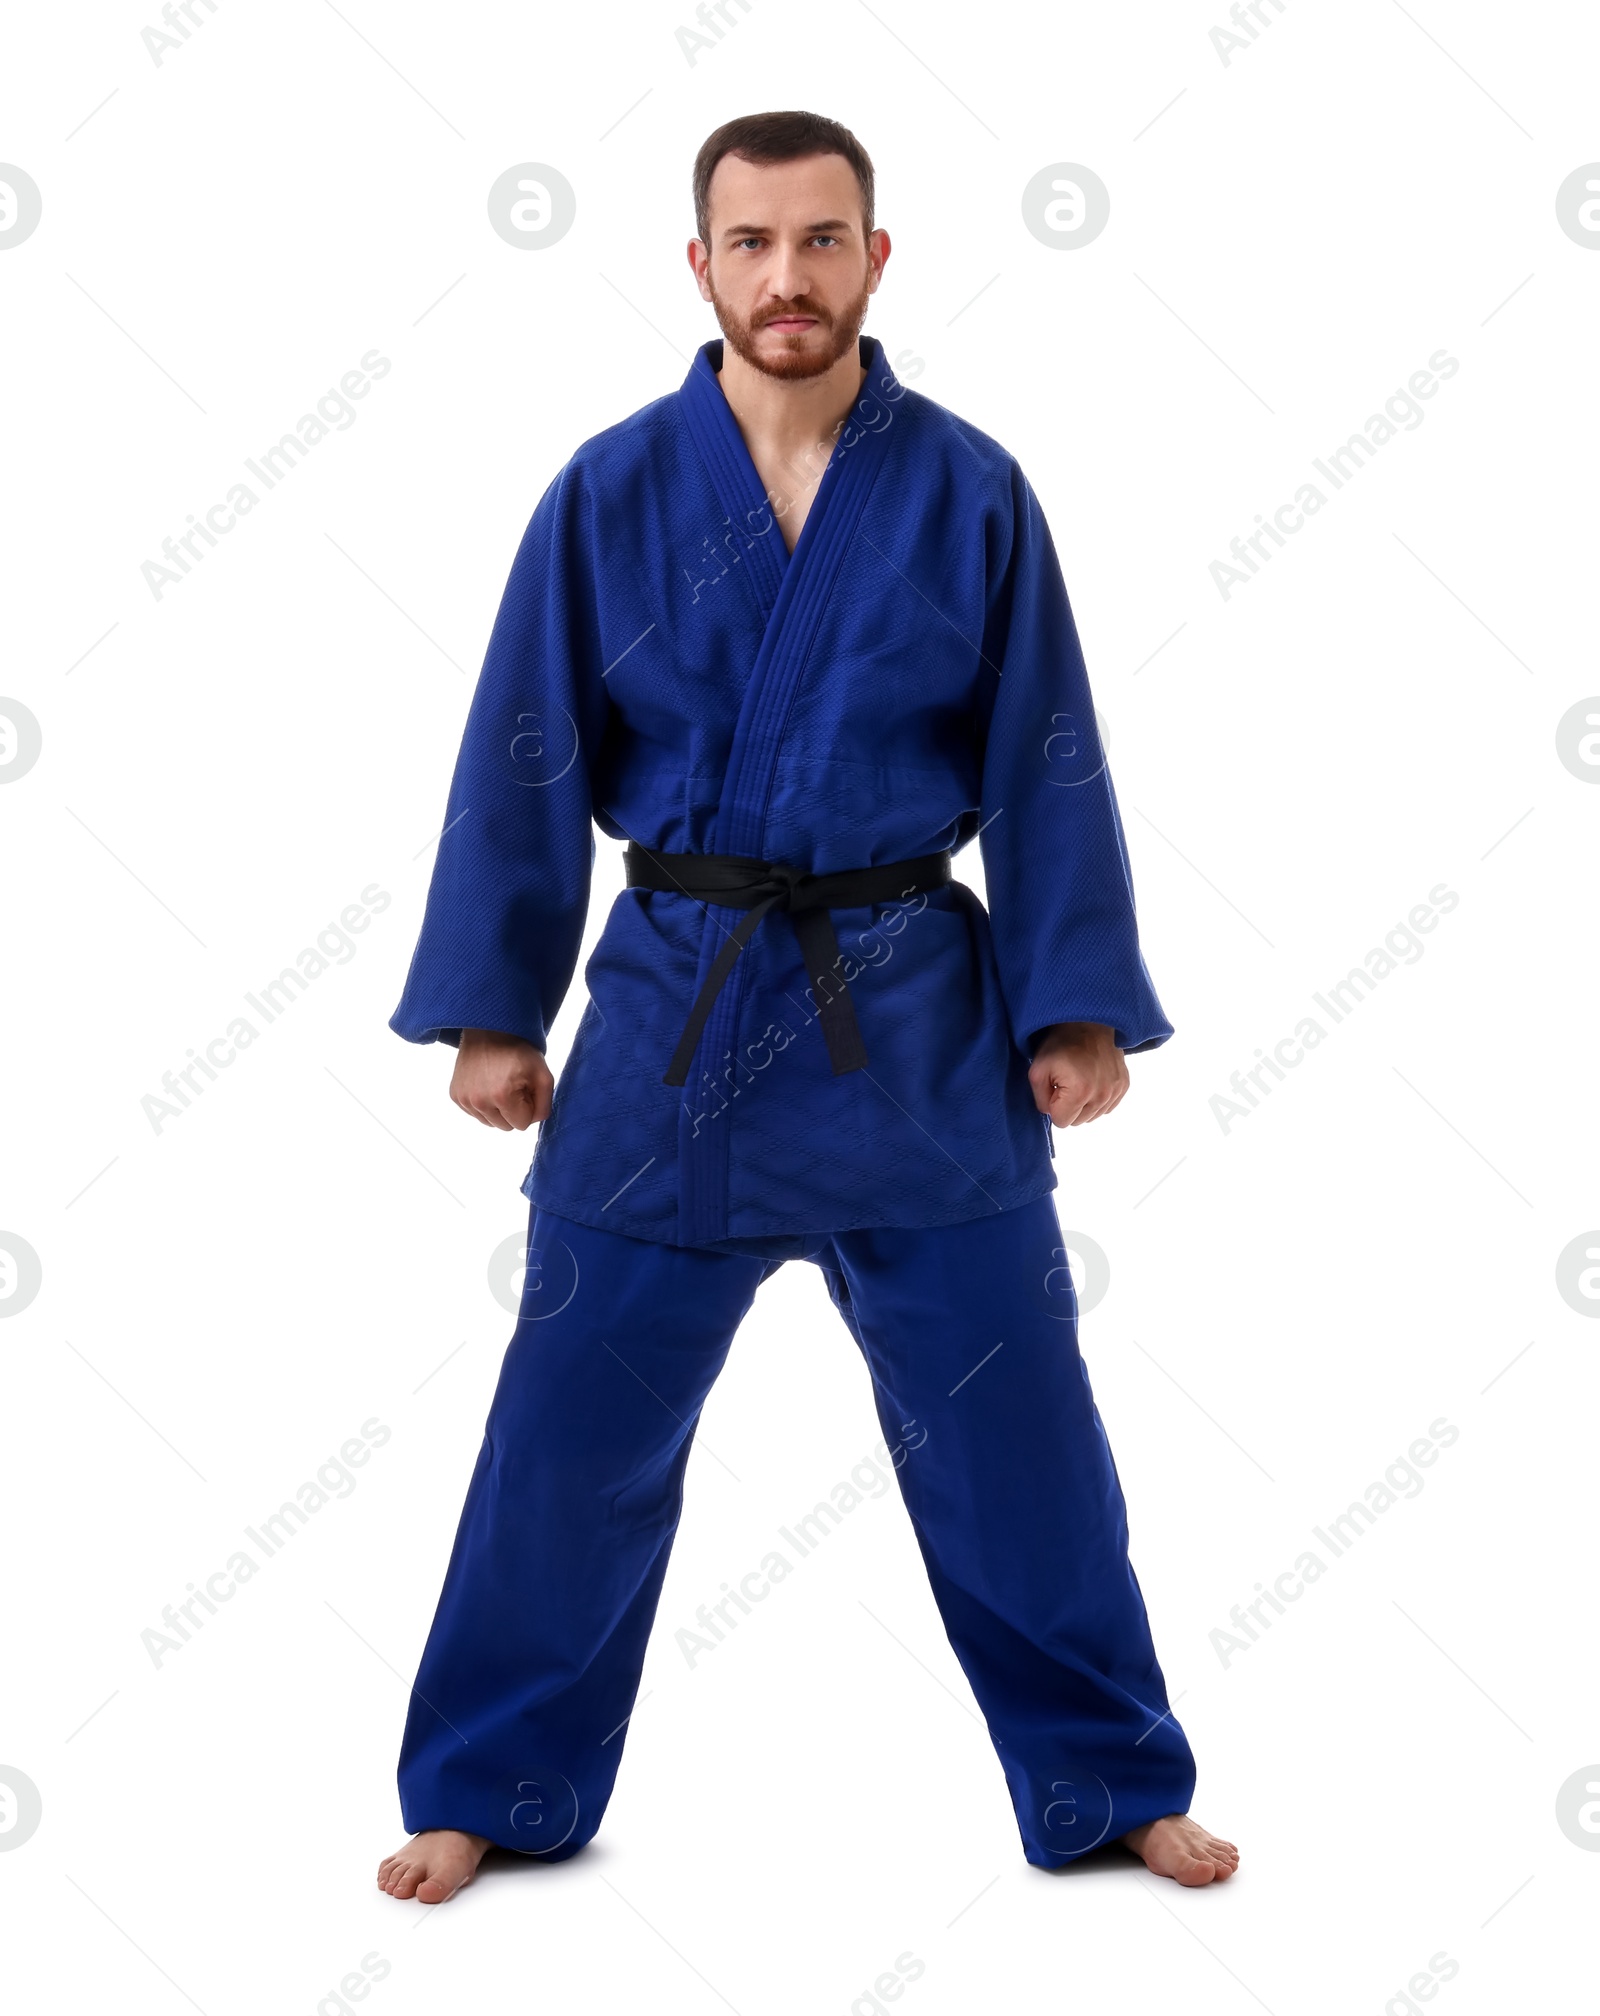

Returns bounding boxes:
[389,335,1173,1245]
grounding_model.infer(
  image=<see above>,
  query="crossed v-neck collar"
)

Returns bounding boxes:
[670,330,908,1243]
[678,332,895,600]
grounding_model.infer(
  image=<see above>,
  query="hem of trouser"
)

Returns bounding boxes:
[1017,1789,1197,1871]
[398,1801,595,1864]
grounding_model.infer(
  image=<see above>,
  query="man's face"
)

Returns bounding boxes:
[692,151,886,381]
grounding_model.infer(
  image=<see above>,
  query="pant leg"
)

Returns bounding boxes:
[819,1197,1197,1868]
[397,1206,769,1857]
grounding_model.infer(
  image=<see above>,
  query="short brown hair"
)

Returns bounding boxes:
[692,110,875,250]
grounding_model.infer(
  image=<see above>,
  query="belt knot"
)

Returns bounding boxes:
[756,861,818,911]
[622,841,954,1086]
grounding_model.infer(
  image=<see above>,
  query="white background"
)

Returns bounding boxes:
[3,0,1597,2009]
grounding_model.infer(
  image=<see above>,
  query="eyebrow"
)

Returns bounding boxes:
[719,217,856,240]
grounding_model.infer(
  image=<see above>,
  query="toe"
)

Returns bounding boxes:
[414,1874,456,1905]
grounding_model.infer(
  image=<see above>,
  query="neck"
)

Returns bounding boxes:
[714,338,869,463]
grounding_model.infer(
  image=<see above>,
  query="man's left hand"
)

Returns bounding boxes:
[1029,1021,1129,1127]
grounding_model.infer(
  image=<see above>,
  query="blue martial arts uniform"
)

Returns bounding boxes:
[396,1199,1196,1867]
[388,334,1172,1248]
[388,333,1197,1865]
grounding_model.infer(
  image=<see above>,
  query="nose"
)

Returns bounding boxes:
[764,242,810,305]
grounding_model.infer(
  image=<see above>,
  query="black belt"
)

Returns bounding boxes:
[624,842,953,1087]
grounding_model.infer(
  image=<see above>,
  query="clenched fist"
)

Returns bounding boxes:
[1028,1021,1128,1128]
[449,1028,553,1131]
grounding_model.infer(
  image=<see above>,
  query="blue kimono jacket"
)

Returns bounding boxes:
[389,334,1172,1248]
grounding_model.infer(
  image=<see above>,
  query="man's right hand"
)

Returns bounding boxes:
[449,1029,554,1131]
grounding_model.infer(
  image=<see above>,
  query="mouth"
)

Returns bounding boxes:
[762,315,820,334]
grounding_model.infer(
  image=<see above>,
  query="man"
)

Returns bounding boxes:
[378,110,1237,1906]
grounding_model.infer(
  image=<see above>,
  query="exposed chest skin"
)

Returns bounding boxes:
[753,451,817,554]
[737,362,868,555]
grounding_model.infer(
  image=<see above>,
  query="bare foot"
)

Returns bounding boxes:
[1119,1813,1239,1886]
[377,1829,493,1904]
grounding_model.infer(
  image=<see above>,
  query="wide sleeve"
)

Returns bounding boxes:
[974,462,1174,1060]
[388,459,609,1052]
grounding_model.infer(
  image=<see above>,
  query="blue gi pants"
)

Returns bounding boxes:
[396,1195,1197,1867]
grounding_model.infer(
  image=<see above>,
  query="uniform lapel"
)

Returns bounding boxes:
[676,338,790,625]
[676,333,904,856]
[672,333,906,1242]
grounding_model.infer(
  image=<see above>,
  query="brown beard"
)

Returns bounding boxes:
[706,266,872,380]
